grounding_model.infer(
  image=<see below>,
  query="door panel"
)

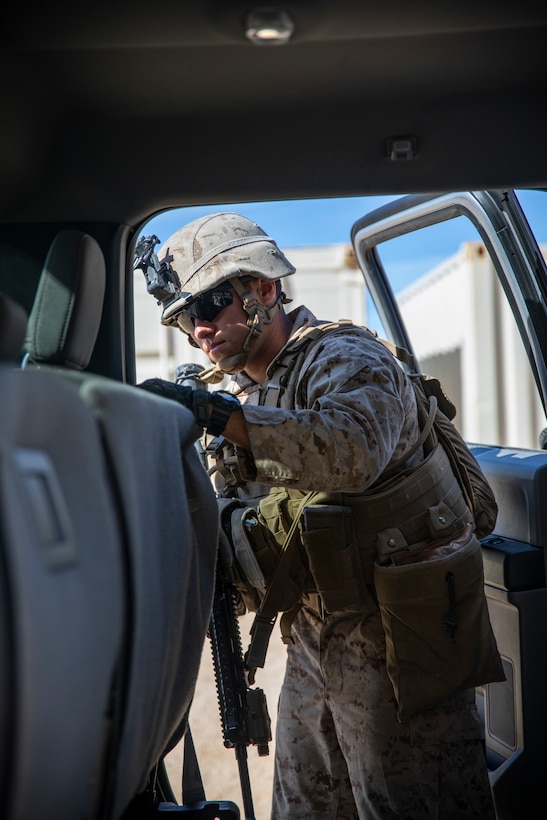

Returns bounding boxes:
[351,191,547,820]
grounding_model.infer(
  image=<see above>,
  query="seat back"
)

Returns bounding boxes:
[20,230,219,817]
[0,366,125,820]
[23,229,106,370]
[77,378,219,818]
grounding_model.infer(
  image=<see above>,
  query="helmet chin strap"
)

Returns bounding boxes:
[197,277,289,385]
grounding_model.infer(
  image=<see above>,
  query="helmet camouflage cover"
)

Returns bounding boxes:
[159,212,295,326]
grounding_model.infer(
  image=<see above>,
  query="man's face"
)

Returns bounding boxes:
[188,284,251,367]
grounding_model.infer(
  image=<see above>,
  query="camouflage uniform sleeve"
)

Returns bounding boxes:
[241,328,420,493]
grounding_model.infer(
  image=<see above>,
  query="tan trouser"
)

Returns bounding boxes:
[271,606,496,820]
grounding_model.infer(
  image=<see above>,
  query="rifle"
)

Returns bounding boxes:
[176,364,272,820]
[208,542,271,820]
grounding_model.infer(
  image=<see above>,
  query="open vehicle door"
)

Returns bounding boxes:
[351,190,547,820]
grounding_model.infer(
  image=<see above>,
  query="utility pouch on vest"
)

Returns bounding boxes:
[350,440,472,584]
[410,374,498,539]
[301,505,368,615]
[374,523,505,721]
[229,491,312,615]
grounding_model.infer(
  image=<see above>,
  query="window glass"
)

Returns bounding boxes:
[135,191,547,449]
[366,197,547,450]
[134,196,398,382]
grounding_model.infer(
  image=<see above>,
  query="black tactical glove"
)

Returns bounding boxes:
[138,378,241,437]
[138,378,194,409]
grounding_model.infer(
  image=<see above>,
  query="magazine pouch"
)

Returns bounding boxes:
[301,504,369,615]
[373,523,505,721]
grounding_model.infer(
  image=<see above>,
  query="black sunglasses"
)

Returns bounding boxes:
[176,284,234,334]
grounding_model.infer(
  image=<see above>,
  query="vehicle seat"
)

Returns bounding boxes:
[21,230,219,818]
[0,363,126,820]
[23,229,105,370]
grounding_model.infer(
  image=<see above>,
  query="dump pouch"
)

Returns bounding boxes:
[374,524,505,721]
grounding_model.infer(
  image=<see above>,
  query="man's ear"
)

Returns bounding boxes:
[252,277,278,305]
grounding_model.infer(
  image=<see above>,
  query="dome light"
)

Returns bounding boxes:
[245,8,295,46]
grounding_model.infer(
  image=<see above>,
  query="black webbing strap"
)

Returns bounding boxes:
[180,725,241,817]
[182,724,206,806]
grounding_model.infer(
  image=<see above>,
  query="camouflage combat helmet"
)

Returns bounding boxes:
[158,212,295,380]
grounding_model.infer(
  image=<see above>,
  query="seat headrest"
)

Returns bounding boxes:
[24,230,106,370]
[0,292,28,361]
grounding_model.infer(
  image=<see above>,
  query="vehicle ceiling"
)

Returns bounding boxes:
[2,2,547,227]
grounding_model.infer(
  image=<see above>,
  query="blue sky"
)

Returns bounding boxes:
[144,189,547,291]
[144,195,397,248]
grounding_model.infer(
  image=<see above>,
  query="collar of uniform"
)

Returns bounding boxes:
[264,305,319,380]
[231,304,319,392]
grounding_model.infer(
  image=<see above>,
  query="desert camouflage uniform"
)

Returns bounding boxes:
[220,305,496,820]
[222,306,422,501]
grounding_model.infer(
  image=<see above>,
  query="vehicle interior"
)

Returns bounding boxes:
[2,3,547,819]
